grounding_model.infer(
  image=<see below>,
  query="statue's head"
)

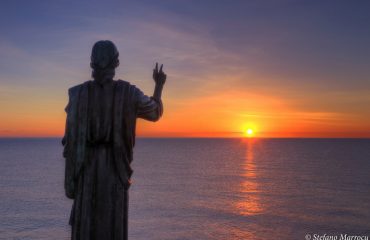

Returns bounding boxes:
[90,40,119,83]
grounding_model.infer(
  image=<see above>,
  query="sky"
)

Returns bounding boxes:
[0,0,369,138]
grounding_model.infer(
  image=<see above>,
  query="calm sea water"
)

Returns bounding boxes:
[0,138,369,240]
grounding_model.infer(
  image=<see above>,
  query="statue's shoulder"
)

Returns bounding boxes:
[115,79,137,90]
[68,80,92,96]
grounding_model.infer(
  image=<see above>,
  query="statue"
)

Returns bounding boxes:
[62,40,166,239]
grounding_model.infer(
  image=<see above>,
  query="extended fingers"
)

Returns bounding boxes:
[153,63,158,78]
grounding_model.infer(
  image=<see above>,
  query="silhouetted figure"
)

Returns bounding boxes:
[62,40,166,240]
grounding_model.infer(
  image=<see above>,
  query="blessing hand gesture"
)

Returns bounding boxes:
[153,63,166,85]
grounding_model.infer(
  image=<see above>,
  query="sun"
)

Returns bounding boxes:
[241,123,257,138]
[245,128,254,137]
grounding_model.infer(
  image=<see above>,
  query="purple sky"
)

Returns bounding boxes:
[1,0,370,137]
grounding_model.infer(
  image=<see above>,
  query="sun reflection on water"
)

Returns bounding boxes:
[235,138,264,216]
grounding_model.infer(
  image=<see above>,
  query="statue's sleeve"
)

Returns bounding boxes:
[62,89,75,199]
[62,94,70,156]
[134,86,163,121]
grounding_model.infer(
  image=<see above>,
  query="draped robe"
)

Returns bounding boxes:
[62,79,163,240]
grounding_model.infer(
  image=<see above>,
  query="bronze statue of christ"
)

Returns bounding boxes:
[62,40,166,240]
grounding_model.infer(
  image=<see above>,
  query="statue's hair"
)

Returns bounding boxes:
[90,40,119,69]
[90,40,119,81]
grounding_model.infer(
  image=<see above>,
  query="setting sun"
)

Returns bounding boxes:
[245,128,254,137]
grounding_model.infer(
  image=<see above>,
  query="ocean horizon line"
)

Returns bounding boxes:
[1,136,370,140]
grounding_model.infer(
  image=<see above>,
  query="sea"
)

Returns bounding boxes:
[0,138,369,240]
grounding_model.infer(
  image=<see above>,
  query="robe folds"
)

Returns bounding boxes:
[62,79,162,240]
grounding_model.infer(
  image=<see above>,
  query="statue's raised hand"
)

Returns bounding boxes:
[153,63,166,85]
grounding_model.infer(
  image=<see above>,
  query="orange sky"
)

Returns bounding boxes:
[1,83,369,138]
[131,88,370,138]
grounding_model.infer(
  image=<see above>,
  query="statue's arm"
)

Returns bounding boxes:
[136,63,166,122]
[136,88,163,122]
[62,92,71,156]
[63,88,76,199]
